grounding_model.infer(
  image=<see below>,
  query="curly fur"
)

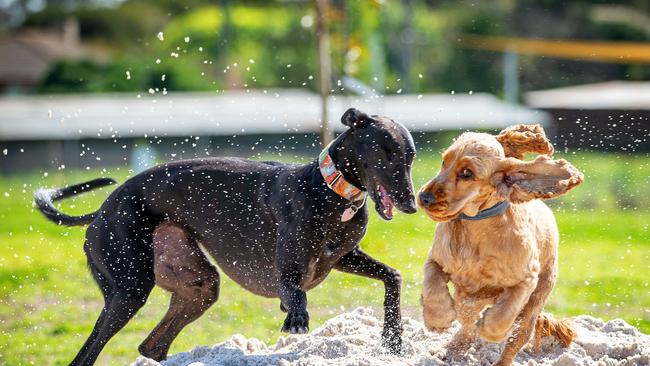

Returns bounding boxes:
[496,124,554,159]
[417,124,583,366]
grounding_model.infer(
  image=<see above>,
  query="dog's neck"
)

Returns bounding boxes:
[458,200,510,221]
[310,130,369,222]
[454,195,513,231]
[326,130,365,191]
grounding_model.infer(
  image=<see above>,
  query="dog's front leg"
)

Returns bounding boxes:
[421,257,455,332]
[334,248,403,354]
[275,230,311,334]
[477,271,539,343]
[278,271,309,334]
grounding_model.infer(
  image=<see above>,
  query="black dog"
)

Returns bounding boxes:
[35,108,417,365]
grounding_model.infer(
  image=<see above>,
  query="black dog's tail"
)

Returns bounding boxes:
[34,177,117,226]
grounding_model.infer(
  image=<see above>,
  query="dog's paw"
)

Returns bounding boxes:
[281,310,309,334]
[423,303,456,332]
[138,342,168,362]
[477,310,511,343]
[381,327,403,355]
[445,331,474,358]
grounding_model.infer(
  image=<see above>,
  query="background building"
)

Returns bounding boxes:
[526,81,650,152]
[0,90,547,172]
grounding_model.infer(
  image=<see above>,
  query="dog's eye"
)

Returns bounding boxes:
[458,169,473,180]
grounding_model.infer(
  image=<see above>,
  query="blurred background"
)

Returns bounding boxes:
[0,1,648,365]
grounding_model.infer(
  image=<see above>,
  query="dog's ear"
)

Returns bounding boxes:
[491,155,584,203]
[341,108,372,129]
[496,124,554,159]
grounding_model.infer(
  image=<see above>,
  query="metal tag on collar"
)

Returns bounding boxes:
[341,194,367,222]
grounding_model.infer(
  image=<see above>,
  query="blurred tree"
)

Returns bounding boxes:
[2,0,648,96]
[315,0,332,144]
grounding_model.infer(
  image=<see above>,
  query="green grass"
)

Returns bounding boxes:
[0,151,648,365]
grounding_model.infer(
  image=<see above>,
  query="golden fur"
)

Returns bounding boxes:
[533,312,576,350]
[418,124,583,366]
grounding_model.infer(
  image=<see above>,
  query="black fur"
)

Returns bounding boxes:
[34,177,117,226]
[341,107,371,128]
[35,108,417,365]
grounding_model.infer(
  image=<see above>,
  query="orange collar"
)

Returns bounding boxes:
[318,141,367,203]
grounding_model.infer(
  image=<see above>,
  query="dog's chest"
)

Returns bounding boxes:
[447,252,524,293]
[303,225,366,289]
[322,225,364,258]
[433,225,537,293]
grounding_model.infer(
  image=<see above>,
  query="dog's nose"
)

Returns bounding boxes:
[418,191,435,207]
[402,199,417,214]
[404,206,417,214]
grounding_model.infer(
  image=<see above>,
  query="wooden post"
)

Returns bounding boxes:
[315,0,333,145]
[503,48,519,103]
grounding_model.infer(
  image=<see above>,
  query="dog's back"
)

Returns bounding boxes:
[93,156,320,296]
[526,199,560,265]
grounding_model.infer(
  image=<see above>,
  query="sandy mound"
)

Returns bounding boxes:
[133,307,650,366]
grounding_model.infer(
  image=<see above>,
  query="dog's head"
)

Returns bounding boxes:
[417,124,584,222]
[337,108,417,220]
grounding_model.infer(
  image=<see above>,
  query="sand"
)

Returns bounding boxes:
[132,307,650,366]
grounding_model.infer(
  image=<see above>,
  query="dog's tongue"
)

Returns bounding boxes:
[379,185,393,219]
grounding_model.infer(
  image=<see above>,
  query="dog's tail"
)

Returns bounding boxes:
[34,177,117,226]
[533,312,576,349]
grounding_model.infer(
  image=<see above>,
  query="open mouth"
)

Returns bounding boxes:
[374,185,394,220]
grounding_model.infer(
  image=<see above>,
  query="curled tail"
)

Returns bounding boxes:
[533,312,576,350]
[34,177,117,226]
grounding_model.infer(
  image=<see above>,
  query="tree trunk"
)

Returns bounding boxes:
[315,0,333,145]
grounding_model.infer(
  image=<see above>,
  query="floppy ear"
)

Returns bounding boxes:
[341,108,371,128]
[492,155,584,203]
[496,124,554,159]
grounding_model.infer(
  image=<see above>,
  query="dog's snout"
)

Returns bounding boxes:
[434,187,445,198]
[401,198,417,214]
[393,191,417,214]
[418,191,435,207]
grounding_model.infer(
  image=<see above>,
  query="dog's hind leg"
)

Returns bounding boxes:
[138,222,220,361]
[68,261,112,365]
[445,289,495,359]
[71,220,155,366]
[334,248,403,354]
[494,268,557,366]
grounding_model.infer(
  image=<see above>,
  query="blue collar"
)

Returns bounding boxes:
[458,201,510,221]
